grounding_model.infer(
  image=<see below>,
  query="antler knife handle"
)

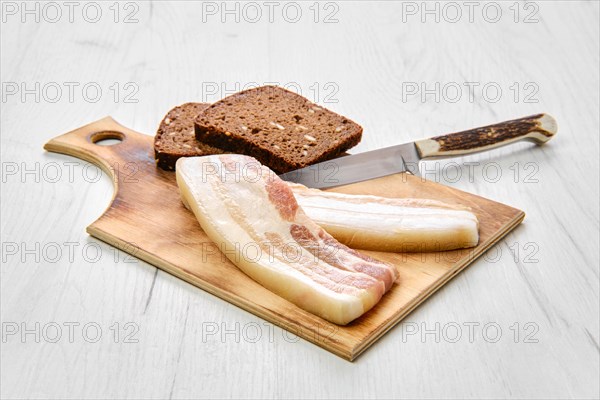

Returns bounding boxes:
[415,113,557,159]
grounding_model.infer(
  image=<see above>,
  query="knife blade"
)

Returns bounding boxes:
[279,113,557,189]
[279,142,421,189]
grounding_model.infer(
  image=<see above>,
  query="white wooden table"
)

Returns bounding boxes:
[1,1,598,398]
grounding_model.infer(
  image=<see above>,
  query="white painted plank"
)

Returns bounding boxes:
[1,1,598,399]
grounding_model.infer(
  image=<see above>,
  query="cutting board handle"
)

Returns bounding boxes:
[43,117,157,189]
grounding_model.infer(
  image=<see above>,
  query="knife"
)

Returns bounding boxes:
[279,113,557,188]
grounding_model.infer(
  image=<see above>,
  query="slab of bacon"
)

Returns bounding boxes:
[289,183,479,252]
[176,155,399,325]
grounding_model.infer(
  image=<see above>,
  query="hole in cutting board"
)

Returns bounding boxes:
[91,131,125,146]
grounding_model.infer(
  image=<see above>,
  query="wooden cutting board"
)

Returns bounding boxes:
[44,117,525,361]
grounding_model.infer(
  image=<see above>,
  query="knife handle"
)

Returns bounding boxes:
[415,113,557,159]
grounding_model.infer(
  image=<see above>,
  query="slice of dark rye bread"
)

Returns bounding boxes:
[154,102,226,170]
[194,86,363,174]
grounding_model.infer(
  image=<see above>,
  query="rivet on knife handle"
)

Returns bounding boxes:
[414,113,557,159]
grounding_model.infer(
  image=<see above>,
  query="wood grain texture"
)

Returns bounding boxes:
[1,2,598,399]
[44,117,523,360]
